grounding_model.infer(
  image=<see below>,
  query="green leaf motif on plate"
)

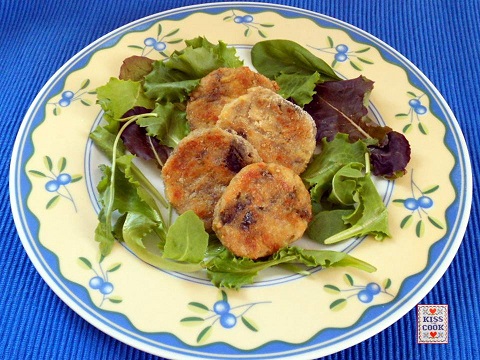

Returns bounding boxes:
[395,91,430,135]
[224,10,274,38]
[394,169,444,238]
[324,273,394,311]
[28,156,83,212]
[78,254,123,307]
[47,79,95,116]
[309,37,373,70]
[180,290,271,343]
[129,22,183,58]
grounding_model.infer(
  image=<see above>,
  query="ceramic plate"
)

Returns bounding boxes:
[10,2,472,359]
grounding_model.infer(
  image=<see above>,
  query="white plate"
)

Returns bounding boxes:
[10,2,472,359]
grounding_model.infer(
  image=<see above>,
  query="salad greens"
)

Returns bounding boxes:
[250,39,341,106]
[89,37,409,289]
[302,134,390,244]
[251,39,411,179]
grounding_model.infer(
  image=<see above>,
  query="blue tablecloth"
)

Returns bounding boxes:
[2,1,478,359]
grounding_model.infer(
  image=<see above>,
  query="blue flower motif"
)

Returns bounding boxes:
[224,10,274,38]
[129,23,182,57]
[325,274,394,311]
[393,169,444,237]
[48,79,94,116]
[181,290,271,343]
[310,37,373,70]
[78,255,122,307]
[29,156,83,212]
[396,92,430,134]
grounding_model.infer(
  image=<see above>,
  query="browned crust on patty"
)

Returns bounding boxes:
[186,67,279,130]
[212,162,312,259]
[217,86,316,174]
[162,128,262,231]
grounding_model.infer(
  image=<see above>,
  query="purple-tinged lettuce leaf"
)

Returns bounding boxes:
[304,76,381,142]
[368,131,411,179]
[119,55,155,82]
[303,76,410,179]
[120,107,171,166]
[121,122,171,166]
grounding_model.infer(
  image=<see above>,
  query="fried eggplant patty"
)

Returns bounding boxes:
[212,162,312,259]
[162,128,262,231]
[217,86,316,174]
[186,66,279,130]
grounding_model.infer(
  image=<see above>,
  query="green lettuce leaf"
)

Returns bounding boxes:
[205,246,375,289]
[96,78,154,122]
[137,102,189,148]
[143,61,200,103]
[251,39,341,106]
[251,39,340,80]
[94,153,166,255]
[323,173,390,244]
[144,36,243,103]
[274,72,321,107]
[302,134,367,201]
[164,210,209,263]
[302,134,390,244]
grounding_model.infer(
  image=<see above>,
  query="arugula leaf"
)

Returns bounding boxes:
[327,162,364,206]
[164,210,209,263]
[96,78,154,122]
[206,246,376,289]
[324,172,390,244]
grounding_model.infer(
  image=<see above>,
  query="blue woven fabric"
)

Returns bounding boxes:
[2,0,479,359]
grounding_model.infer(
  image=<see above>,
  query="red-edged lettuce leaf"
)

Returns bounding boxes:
[304,76,382,142]
[120,107,171,166]
[119,56,155,82]
[368,131,411,179]
[303,76,410,179]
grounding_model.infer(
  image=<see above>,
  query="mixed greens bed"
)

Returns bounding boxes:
[90,37,410,289]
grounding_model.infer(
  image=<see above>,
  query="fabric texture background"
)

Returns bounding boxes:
[1,1,479,359]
